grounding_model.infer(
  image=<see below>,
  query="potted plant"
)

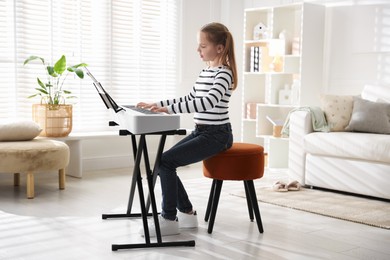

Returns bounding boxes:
[24,55,88,137]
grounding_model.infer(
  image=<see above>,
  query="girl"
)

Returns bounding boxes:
[137,22,237,236]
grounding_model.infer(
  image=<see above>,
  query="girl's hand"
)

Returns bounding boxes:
[136,102,168,113]
[150,106,168,113]
[136,102,156,109]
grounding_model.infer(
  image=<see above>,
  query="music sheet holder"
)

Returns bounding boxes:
[86,68,195,250]
[85,68,124,113]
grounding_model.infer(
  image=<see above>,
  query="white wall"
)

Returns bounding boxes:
[323,3,390,94]
[80,0,390,172]
[246,0,390,95]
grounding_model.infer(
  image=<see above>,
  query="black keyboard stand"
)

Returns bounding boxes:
[102,124,195,250]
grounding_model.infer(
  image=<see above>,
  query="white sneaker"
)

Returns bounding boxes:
[177,211,198,229]
[139,215,179,237]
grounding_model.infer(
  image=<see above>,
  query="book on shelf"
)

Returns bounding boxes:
[246,102,259,119]
[250,46,261,72]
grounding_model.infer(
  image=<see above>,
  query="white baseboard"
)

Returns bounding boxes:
[82,155,131,171]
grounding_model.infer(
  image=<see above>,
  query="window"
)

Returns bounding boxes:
[0,0,179,132]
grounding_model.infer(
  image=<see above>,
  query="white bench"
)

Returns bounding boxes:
[40,131,121,178]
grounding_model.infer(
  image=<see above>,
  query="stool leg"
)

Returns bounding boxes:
[244,181,254,221]
[59,169,66,190]
[245,180,263,233]
[205,179,217,222]
[14,173,20,186]
[208,180,223,234]
[26,172,34,199]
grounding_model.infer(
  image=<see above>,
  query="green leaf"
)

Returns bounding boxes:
[67,66,85,78]
[37,78,46,88]
[63,90,72,94]
[74,69,84,79]
[54,55,66,75]
[36,87,48,95]
[28,93,41,98]
[73,63,88,68]
[47,66,59,77]
[24,56,45,65]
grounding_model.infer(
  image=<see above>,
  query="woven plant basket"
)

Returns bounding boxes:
[32,104,73,137]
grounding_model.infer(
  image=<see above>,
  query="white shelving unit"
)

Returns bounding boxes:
[241,3,325,168]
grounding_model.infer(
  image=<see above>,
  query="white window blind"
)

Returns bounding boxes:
[0,0,179,132]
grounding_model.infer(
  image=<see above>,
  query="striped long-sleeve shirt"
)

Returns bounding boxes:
[158,66,233,125]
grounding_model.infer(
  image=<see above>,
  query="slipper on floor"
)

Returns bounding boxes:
[272,181,288,192]
[286,180,301,191]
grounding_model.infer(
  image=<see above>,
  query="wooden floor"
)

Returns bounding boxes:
[0,163,389,260]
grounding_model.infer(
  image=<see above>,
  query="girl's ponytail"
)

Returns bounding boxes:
[223,30,237,90]
[201,23,238,90]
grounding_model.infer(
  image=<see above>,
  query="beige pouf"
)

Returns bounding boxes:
[0,139,70,199]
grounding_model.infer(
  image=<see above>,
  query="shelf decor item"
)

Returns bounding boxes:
[269,56,283,72]
[253,22,268,40]
[292,37,301,55]
[246,103,258,119]
[278,84,292,105]
[24,55,88,137]
[291,79,301,105]
[266,116,284,138]
[268,39,285,72]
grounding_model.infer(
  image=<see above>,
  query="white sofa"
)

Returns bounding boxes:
[288,85,390,200]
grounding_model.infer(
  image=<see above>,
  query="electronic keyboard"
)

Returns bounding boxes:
[111,106,180,134]
[86,68,180,134]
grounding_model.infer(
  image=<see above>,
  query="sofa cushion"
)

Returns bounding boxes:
[320,94,354,131]
[345,97,390,134]
[304,132,390,163]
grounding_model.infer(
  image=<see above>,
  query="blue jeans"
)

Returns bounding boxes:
[159,123,233,220]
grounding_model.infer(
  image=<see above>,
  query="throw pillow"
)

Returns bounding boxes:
[320,94,354,131]
[345,97,390,134]
[0,120,42,141]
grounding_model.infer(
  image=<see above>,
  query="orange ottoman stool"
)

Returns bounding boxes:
[203,142,264,234]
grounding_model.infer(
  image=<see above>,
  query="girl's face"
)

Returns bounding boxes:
[197,31,222,66]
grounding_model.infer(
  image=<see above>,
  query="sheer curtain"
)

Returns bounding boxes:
[0,0,179,132]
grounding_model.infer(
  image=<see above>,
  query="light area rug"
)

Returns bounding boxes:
[232,187,390,229]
